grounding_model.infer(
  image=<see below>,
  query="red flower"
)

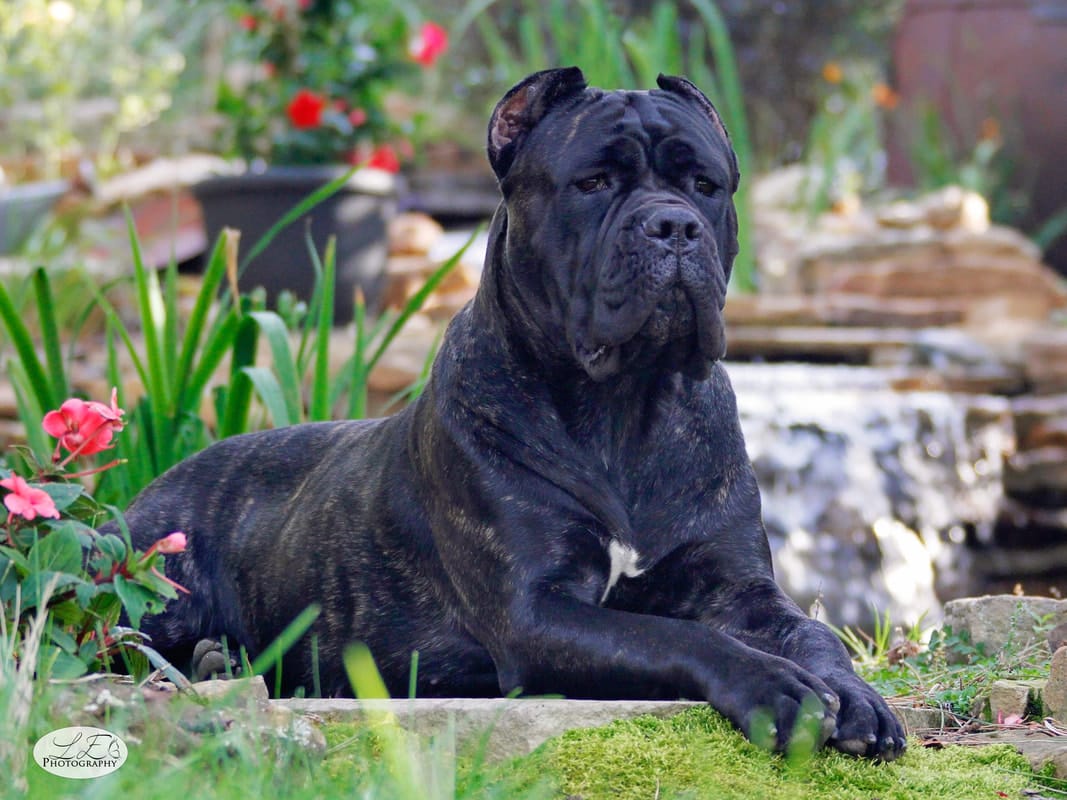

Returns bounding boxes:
[42,389,126,460]
[409,21,448,67]
[1,475,60,522]
[239,14,257,31]
[367,145,401,173]
[287,89,327,129]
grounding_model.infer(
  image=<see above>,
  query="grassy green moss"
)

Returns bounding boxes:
[494,708,1036,800]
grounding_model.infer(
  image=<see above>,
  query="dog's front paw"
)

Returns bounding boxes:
[726,654,840,753]
[825,673,906,760]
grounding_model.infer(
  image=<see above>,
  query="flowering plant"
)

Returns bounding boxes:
[214,0,448,170]
[1,389,186,679]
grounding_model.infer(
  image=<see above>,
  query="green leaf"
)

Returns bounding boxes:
[75,580,103,606]
[95,533,128,564]
[39,645,90,680]
[37,481,85,512]
[249,310,303,423]
[114,573,166,629]
[241,366,293,428]
[29,525,83,574]
[22,571,84,609]
[0,279,55,411]
[32,267,71,403]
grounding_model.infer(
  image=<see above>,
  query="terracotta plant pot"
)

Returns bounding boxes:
[193,165,397,323]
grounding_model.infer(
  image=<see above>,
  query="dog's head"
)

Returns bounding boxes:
[486,67,740,382]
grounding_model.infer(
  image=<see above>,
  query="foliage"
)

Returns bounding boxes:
[453,0,756,292]
[800,59,899,218]
[844,609,1052,721]
[213,0,448,167]
[0,168,465,507]
[0,0,201,181]
[0,400,184,686]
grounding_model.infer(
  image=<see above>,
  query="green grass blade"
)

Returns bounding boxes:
[31,268,70,403]
[346,290,369,419]
[0,279,54,411]
[309,237,336,422]
[365,230,478,374]
[249,311,303,424]
[475,14,515,84]
[517,13,547,70]
[218,316,259,438]
[185,311,243,419]
[175,233,230,413]
[8,361,51,462]
[163,260,180,393]
[239,167,358,276]
[125,208,173,468]
[241,366,293,428]
[249,603,321,687]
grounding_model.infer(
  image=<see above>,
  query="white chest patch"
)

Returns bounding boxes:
[600,540,645,604]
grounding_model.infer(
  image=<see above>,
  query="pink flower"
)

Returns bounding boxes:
[239,14,258,31]
[87,387,125,430]
[1,475,60,522]
[287,89,327,129]
[367,144,401,173]
[42,389,126,460]
[347,107,368,127]
[409,21,448,67]
[155,532,187,555]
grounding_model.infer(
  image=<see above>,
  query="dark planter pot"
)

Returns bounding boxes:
[192,166,397,323]
[0,180,69,254]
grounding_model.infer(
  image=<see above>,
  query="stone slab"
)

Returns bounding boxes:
[277,698,700,761]
[277,697,955,762]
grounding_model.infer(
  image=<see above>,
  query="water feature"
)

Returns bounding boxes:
[730,363,1011,629]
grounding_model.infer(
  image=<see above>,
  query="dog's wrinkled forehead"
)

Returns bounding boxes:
[519,90,736,185]
[487,68,738,189]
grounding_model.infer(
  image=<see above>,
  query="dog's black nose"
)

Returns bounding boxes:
[642,207,703,247]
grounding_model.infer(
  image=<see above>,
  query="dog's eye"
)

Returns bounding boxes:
[575,175,611,194]
[694,176,718,196]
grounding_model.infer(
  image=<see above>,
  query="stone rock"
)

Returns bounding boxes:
[1046,646,1067,722]
[263,703,327,760]
[733,364,1011,626]
[888,702,956,733]
[278,698,699,762]
[1013,395,1067,452]
[942,595,1067,657]
[190,675,269,705]
[388,212,443,256]
[1023,328,1067,395]
[989,679,1046,721]
[1004,447,1067,507]
[1049,621,1067,653]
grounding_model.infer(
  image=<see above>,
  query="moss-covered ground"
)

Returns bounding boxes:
[316,707,1041,800]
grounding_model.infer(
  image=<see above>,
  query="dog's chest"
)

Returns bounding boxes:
[600,540,645,604]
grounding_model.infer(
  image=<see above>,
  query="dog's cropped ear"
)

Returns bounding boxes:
[656,74,739,192]
[488,67,588,179]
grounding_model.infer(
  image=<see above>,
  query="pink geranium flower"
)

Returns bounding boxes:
[1,475,60,522]
[42,389,125,461]
[409,22,448,67]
